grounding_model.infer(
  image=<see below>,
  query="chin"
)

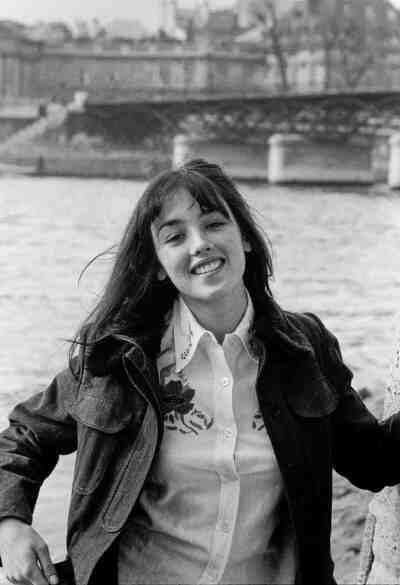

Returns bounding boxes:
[200,287,232,302]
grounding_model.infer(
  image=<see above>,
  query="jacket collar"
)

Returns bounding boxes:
[251,296,315,359]
[86,294,338,421]
[166,293,256,372]
[252,296,339,418]
[86,295,315,377]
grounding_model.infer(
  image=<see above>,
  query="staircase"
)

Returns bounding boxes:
[0,103,68,155]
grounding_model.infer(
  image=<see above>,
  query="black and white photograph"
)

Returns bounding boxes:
[1,1,400,584]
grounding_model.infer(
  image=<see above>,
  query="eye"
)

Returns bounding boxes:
[164,232,184,244]
[206,218,227,229]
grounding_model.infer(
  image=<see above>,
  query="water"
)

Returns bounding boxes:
[1,176,400,563]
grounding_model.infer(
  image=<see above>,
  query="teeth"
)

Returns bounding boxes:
[193,259,223,275]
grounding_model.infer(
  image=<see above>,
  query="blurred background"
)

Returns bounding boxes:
[1,1,400,583]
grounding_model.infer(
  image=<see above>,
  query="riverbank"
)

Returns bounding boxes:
[0,145,170,179]
[0,134,390,183]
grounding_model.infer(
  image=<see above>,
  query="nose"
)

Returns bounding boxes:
[189,229,212,255]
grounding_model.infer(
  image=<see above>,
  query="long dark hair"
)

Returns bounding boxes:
[70,159,274,374]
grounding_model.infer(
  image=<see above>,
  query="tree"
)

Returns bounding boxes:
[247,0,387,93]
[335,17,376,89]
[316,6,376,90]
[252,1,290,92]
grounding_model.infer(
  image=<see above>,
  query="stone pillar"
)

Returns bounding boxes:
[173,134,189,168]
[268,133,374,185]
[172,134,268,181]
[372,136,389,184]
[388,133,400,189]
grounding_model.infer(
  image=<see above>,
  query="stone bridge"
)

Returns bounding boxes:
[63,88,400,186]
[80,88,400,142]
[2,40,400,141]
[2,41,400,185]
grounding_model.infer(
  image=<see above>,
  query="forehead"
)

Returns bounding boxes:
[156,189,197,221]
[152,188,231,226]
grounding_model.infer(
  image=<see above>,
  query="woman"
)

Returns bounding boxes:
[358,320,400,585]
[0,158,400,585]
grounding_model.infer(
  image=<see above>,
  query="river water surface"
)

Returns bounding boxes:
[1,176,400,578]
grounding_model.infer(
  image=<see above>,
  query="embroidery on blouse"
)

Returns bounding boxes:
[252,410,265,431]
[179,323,194,362]
[159,363,214,435]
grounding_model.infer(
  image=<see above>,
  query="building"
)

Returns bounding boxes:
[235,0,317,28]
[233,0,400,90]
[159,0,239,48]
[0,22,42,101]
[27,21,73,47]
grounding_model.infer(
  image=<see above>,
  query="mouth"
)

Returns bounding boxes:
[191,258,225,275]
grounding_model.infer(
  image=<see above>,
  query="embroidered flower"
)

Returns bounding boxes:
[180,324,194,362]
[160,378,214,435]
[161,380,195,416]
[252,410,265,431]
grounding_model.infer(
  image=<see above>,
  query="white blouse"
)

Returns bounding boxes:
[117,295,295,584]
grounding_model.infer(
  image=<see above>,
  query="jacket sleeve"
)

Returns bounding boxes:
[307,313,400,491]
[0,365,78,525]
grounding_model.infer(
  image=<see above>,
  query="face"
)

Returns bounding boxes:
[151,188,251,315]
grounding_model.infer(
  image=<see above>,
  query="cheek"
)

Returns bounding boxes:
[157,250,184,278]
[153,248,171,281]
[229,235,248,257]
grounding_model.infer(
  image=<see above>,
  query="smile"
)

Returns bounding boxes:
[191,259,224,275]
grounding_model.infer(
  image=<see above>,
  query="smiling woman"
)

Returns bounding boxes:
[151,188,251,341]
[1,160,400,585]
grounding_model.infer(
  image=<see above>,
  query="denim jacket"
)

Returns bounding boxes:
[1,298,400,585]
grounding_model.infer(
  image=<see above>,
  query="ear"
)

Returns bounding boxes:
[243,239,252,253]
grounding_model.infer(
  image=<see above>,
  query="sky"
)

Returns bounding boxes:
[1,0,400,32]
[0,0,234,32]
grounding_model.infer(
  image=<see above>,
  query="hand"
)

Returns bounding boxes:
[0,518,58,585]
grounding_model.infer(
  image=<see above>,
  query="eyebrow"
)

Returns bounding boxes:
[156,219,183,236]
[156,209,227,237]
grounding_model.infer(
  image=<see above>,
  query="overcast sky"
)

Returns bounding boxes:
[0,0,233,31]
[1,0,400,32]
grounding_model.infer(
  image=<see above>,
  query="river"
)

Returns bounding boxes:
[1,176,400,580]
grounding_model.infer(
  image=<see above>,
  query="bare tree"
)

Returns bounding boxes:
[316,6,380,91]
[315,11,340,90]
[249,0,384,93]
[252,1,290,93]
[335,18,375,89]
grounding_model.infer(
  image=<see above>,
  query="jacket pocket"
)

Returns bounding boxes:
[70,377,136,495]
[286,375,339,418]
[70,375,134,433]
[102,405,158,533]
[72,425,120,495]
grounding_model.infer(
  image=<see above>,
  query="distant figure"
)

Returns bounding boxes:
[1,160,400,585]
[36,156,45,176]
[358,320,400,585]
[38,102,47,118]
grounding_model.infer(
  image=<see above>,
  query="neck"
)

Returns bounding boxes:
[183,287,248,344]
